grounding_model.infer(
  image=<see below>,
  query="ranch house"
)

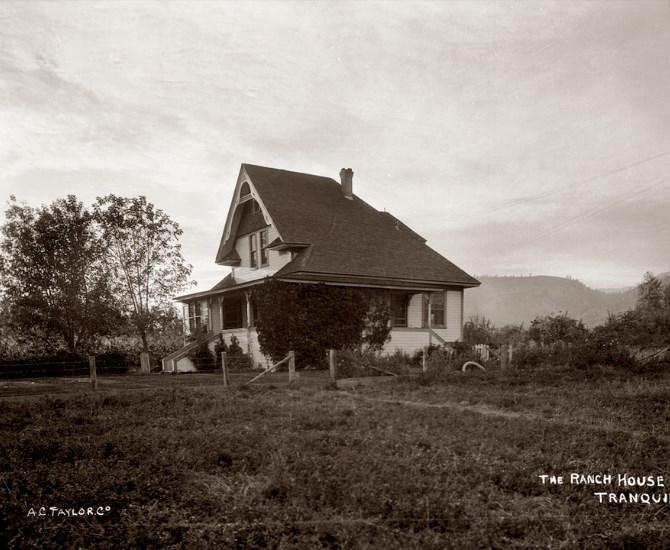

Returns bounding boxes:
[162,164,479,372]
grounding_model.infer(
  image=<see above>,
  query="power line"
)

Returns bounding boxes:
[489,172,670,257]
[418,148,670,227]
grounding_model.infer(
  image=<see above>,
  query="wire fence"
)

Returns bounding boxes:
[0,360,130,380]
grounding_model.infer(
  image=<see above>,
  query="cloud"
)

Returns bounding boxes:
[1,0,668,290]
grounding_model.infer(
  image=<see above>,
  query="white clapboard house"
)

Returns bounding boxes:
[162,164,480,372]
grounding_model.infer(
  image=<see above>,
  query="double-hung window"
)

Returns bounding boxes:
[187,301,202,332]
[249,230,268,269]
[249,234,258,268]
[422,292,446,328]
[430,293,445,328]
[259,230,268,266]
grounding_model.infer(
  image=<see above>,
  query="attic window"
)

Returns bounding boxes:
[240,182,251,199]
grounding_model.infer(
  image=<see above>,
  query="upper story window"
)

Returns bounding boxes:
[249,234,258,268]
[240,182,251,199]
[259,229,268,266]
[247,230,269,269]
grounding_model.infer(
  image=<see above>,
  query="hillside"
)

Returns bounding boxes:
[463,272,669,328]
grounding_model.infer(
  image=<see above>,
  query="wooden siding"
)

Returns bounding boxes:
[214,328,271,369]
[383,328,431,354]
[232,224,293,283]
[175,356,197,372]
[406,293,423,328]
[431,290,463,343]
[210,299,222,332]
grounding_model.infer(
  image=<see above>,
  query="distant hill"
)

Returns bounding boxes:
[463,272,670,328]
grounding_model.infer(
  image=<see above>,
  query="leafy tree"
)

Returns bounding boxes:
[252,280,390,368]
[632,272,670,345]
[637,272,665,317]
[0,196,119,354]
[463,316,497,346]
[93,195,192,353]
[528,313,588,346]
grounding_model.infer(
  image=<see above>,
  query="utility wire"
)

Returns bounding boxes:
[489,172,670,257]
[418,148,670,227]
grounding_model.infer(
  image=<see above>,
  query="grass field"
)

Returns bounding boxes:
[2,365,670,549]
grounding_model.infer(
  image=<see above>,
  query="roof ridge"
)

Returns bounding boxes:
[242,163,337,182]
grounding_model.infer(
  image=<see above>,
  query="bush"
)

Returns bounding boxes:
[188,340,216,371]
[335,348,411,379]
[253,281,391,369]
[570,336,637,370]
[226,335,253,371]
[214,335,227,370]
[95,350,131,375]
[0,351,87,379]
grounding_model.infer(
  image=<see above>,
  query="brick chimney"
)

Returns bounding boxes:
[340,168,353,200]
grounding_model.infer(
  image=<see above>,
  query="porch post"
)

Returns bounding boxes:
[244,291,253,358]
[218,296,224,331]
[245,291,252,328]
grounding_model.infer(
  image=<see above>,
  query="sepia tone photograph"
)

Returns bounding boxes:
[1,1,669,548]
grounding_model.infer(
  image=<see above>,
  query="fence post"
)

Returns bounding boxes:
[422,345,429,372]
[221,352,229,388]
[288,350,296,385]
[329,349,337,384]
[89,355,98,392]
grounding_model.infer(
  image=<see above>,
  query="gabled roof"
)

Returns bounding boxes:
[232,164,479,288]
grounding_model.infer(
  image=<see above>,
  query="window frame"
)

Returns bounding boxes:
[249,234,258,268]
[422,292,446,329]
[390,294,408,328]
[187,301,202,333]
[259,229,268,266]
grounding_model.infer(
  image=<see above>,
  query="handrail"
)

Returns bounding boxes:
[428,329,447,346]
[161,331,218,371]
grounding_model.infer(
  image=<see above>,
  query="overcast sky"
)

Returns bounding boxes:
[1,0,669,291]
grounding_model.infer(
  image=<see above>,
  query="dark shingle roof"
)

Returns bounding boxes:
[242,164,479,287]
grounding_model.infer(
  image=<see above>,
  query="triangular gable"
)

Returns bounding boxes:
[215,165,280,265]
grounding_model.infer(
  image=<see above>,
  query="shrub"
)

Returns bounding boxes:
[214,335,227,370]
[0,351,87,379]
[188,340,215,371]
[95,350,131,375]
[252,281,391,369]
[570,335,637,370]
[528,313,588,346]
[335,348,410,378]
[226,335,253,371]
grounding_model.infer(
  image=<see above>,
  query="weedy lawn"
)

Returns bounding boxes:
[2,365,670,549]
